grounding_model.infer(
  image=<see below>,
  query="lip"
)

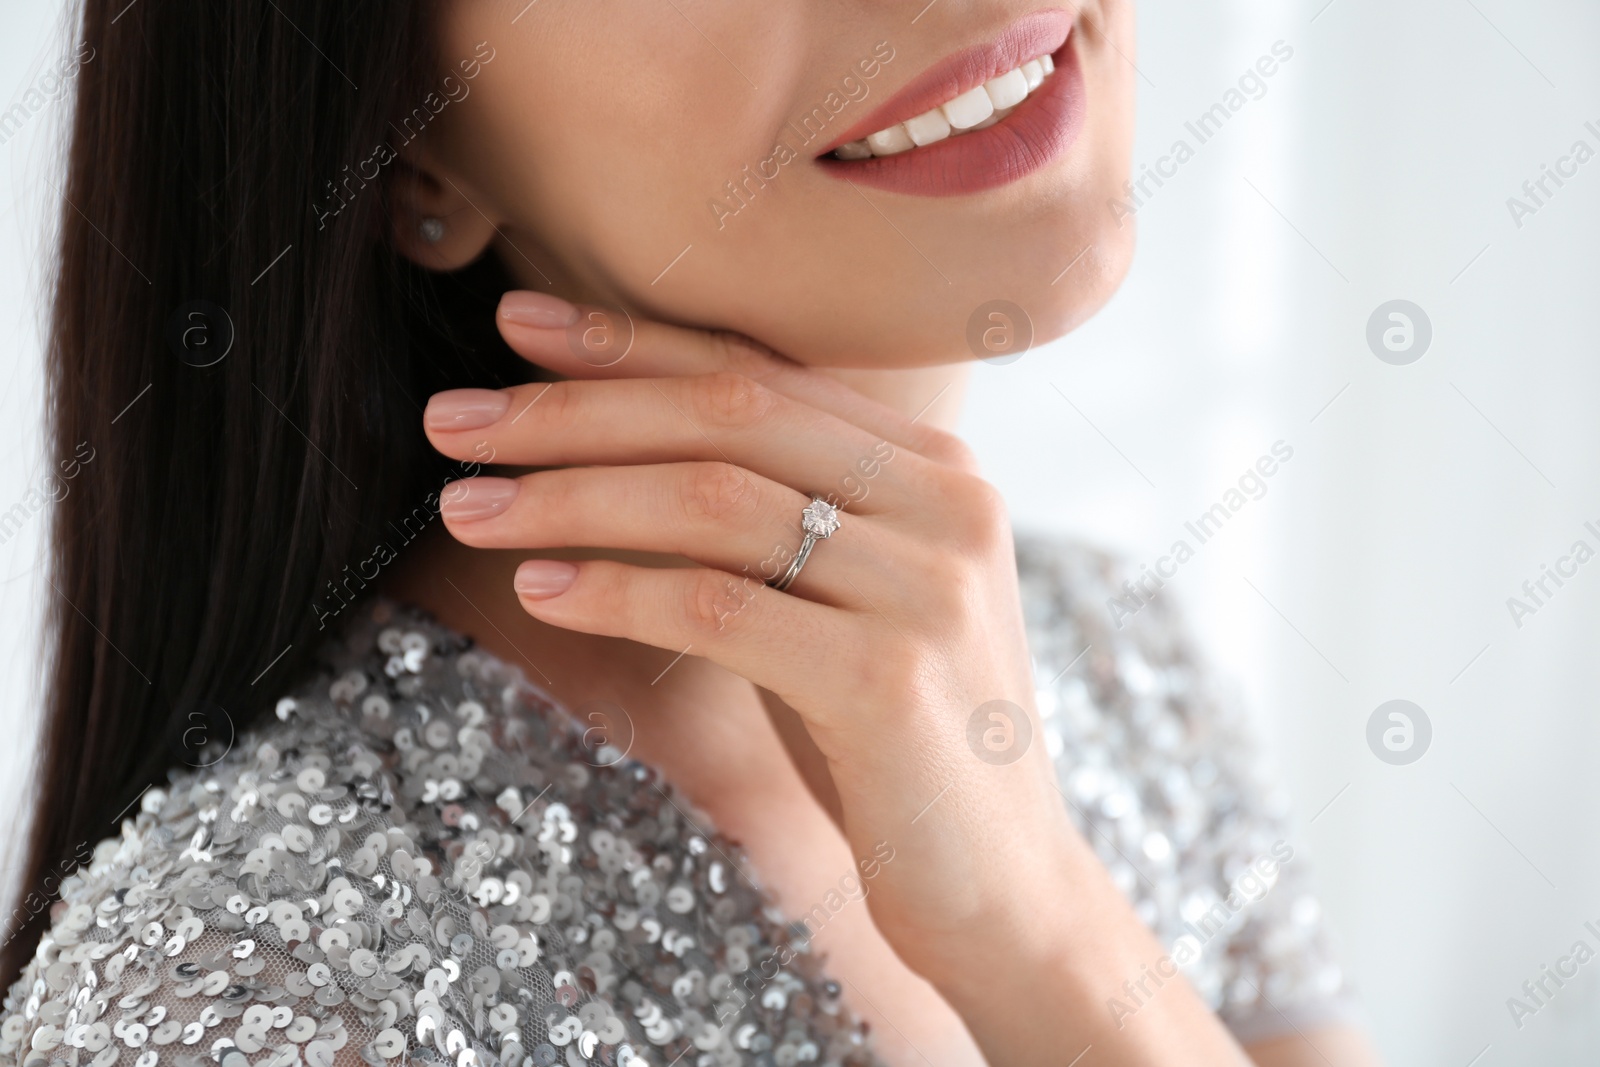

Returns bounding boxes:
[816,8,1083,197]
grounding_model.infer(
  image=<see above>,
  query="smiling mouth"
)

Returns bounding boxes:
[830,52,1059,160]
[814,9,1084,197]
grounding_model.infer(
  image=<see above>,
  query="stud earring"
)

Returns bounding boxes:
[419,217,445,243]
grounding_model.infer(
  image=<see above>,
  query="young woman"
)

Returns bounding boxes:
[1,1,1381,1064]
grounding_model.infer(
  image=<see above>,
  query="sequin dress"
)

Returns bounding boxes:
[1,537,1356,1067]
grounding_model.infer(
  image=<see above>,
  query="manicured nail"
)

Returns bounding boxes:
[499,290,580,329]
[425,389,510,432]
[439,477,519,521]
[515,559,578,599]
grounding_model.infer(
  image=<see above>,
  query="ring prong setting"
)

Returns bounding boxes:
[801,498,841,539]
[770,495,841,592]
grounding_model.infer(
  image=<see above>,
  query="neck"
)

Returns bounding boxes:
[817,363,971,430]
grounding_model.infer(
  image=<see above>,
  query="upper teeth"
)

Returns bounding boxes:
[833,53,1056,159]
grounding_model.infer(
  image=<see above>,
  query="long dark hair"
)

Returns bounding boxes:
[2,0,528,987]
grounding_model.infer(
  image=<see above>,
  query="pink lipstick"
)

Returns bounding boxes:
[816,9,1085,197]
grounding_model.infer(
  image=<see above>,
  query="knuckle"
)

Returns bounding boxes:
[943,474,1011,551]
[881,542,967,622]
[683,463,760,524]
[580,563,634,625]
[684,568,755,638]
[690,372,776,430]
[906,541,973,614]
[916,427,981,472]
[708,330,779,374]
[536,379,581,427]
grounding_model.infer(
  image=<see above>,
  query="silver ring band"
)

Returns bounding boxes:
[770,495,840,592]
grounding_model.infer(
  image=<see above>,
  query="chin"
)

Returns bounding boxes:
[1025,215,1137,347]
[766,213,1135,371]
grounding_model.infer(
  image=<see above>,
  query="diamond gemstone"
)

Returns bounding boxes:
[801,498,840,538]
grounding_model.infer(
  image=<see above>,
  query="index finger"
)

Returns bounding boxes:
[494,290,969,467]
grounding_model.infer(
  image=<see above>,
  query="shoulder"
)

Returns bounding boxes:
[1015,532,1354,1035]
[0,682,419,1067]
[1015,530,1190,630]
[1013,530,1207,686]
[1,602,875,1067]
[1012,528,1263,809]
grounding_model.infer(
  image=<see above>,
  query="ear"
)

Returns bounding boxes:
[389,150,501,272]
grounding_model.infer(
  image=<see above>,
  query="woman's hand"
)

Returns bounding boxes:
[425,292,1064,958]
[422,291,1249,1066]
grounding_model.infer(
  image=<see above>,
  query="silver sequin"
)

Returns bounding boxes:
[2,539,1350,1067]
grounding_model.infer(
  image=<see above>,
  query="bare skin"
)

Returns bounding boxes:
[383,308,1380,1066]
[377,0,1385,1062]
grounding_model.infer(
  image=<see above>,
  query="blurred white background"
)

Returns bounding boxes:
[4,0,1599,1062]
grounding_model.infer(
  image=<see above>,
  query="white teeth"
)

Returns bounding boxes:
[941,85,995,130]
[838,51,1059,159]
[865,125,915,156]
[903,107,952,146]
[984,68,1029,110]
[969,107,1010,131]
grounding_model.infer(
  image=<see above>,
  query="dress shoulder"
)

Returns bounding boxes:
[1014,532,1360,1042]
[1,602,876,1067]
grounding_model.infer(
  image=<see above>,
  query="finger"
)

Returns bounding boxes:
[425,373,918,514]
[495,291,970,468]
[438,465,886,606]
[509,556,866,721]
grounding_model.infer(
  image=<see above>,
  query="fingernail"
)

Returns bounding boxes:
[515,559,578,599]
[500,290,580,329]
[425,389,510,432]
[440,477,519,521]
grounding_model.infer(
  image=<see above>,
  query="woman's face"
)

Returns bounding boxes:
[420,0,1136,368]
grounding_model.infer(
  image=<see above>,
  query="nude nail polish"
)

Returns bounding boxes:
[425,389,510,432]
[499,290,581,329]
[515,559,578,598]
[439,478,518,521]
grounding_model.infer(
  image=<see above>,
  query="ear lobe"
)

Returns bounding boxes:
[389,159,500,271]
